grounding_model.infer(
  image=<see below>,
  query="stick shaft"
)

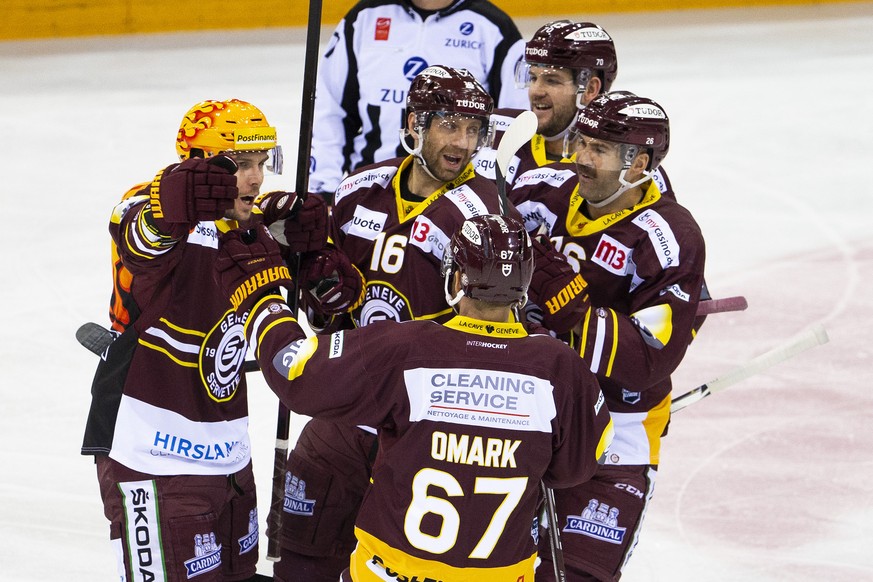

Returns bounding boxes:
[696,295,748,316]
[671,324,829,413]
[496,166,509,216]
[267,0,323,562]
[293,6,321,198]
[541,482,566,582]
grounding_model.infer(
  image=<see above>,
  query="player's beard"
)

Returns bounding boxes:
[422,144,472,184]
[533,98,577,140]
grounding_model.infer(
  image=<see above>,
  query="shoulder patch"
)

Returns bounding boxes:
[334,165,397,206]
[632,209,680,269]
[407,215,450,261]
[443,184,489,219]
[591,233,633,275]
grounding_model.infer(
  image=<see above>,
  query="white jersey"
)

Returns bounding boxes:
[309,0,527,195]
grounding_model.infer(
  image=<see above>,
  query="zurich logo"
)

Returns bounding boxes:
[403,57,429,81]
[459,22,474,36]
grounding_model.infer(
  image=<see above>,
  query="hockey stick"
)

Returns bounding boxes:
[696,295,748,316]
[671,323,829,414]
[264,0,323,563]
[540,481,567,582]
[75,321,261,372]
[492,109,566,582]
[492,110,568,582]
[495,110,538,215]
[76,322,116,357]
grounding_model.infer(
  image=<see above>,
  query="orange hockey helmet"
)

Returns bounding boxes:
[175,99,283,173]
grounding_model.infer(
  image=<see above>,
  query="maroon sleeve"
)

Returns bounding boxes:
[246,298,404,425]
[579,206,706,390]
[543,345,612,489]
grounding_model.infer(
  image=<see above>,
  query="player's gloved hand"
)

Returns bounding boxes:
[215,224,292,312]
[145,155,239,239]
[258,193,329,254]
[299,246,365,315]
[527,238,590,334]
[522,302,556,337]
[257,190,301,224]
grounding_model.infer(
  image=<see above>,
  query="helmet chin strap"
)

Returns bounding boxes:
[444,269,464,310]
[544,123,572,144]
[586,168,652,209]
[544,94,585,146]
[400,127,442,183]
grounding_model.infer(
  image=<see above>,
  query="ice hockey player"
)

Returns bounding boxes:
[214,213,614,581]
[266,65,523,581]
[510,91,707,581]
[474,20,618,188]
[308,0,528,203]
[80,99,326,582]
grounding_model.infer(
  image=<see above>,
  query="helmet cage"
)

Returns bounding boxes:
[404,111,493,154]
[563,133,642,172]
[514,62,597,115]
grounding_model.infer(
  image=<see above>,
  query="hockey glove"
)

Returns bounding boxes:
[257,190,300,223]
[299,246,365,315]
[522,302,556,337]
[215,224,292,312]
[258,193,329,254]
[146,155,239,239]
[528,238,590,334]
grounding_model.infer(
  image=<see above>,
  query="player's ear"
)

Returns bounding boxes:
[452,271,463,295]
[407,112,421,140]
[582,77,601,103]
[628,151,650,181]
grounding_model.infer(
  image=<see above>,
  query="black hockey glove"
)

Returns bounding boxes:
[258,192,329,254]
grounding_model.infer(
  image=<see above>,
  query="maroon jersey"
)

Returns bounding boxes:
[332,156,516,325]
[82,192,255,476]
[246,299,614,579]
[510,163,705,466]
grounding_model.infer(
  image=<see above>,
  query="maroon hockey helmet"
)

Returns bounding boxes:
[406,65,494,119]
[441,214,533,306]
[522,20,618,91]
[571,91,670,171]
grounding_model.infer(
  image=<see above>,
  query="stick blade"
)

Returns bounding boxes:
[75,322,116,356]
[670,385,709,414]
[496,110,538,176]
